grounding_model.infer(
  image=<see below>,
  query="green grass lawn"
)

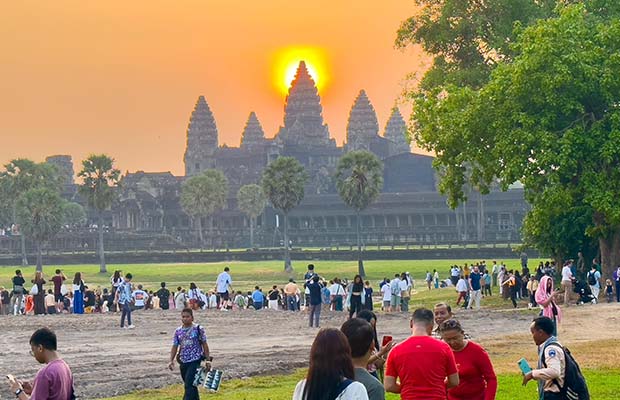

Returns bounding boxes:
[102,368,616,400]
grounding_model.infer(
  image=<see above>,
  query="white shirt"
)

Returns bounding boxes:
[329,284,344,296]
[381,283,392,301]
[456,278,469,292]
[216,272,232,293]
[451,267,460,277]
[561,266,573,281]
[399,280,409,292]
[293,379,369,400]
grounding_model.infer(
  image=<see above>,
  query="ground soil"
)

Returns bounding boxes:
[1,302,619,399]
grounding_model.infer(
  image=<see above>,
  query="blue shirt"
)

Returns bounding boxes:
[307,282,322,305]
[470,272,482,291]
[251,290,263,305]
[118,280,133,304]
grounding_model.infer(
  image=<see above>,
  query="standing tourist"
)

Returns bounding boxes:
[535,276,561,336]
[31,271,46,315]
[168,308,210,400]
[456,276,468,307]
[467,266,482,310]
[0,286,10,315]
[400,272,411,312]
[72,272,85,315]
[425,271,433,290]
[380,278,391,312]
[307,275,323,328]
[526,275,539,309]
[586,265,602,301]
[497,266,506,297]
[357,310,394,379]
[6,328,74,400]
[215,266,232,309]
[188,283,205,310]
[614,265,620,302]
[482,270,492,297]
[110,270,123,312]
[450,266,460,286]
[284,278,300,311]
[502,270,518,308]
[341,318,386,400]
[51,269,67,313]
[329,279,345,311]
[115,273,135,329]
[293,328,369,400]
[132,284,148,310]
[433,269,440,289]
[384,308,459,399]
[561,261,573,307]
[348,275,364,319]
[175,287,187,310]
[491,261,499,287]
[363,281,374,311]
[11,269,26,315]
[157,282,171,310]
[439,319,497,400]
[390,274,401,312]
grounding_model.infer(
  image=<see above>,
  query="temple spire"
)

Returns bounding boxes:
[383,106,410,155]
[240,111,266,150]
[183,95,219,176]
[346,89,379,151]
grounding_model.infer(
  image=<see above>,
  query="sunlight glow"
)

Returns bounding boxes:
[272,47,329,96]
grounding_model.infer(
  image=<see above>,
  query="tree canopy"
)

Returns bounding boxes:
[261,157,307,215]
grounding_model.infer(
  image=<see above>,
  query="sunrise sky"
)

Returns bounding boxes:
[0,1,429,176]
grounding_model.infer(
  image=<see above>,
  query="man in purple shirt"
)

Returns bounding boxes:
[7,328,74,400]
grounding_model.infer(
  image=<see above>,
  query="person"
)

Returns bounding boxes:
[491,261,499,287]
[6,327,74,400]
[467,266,482,310]
[72,272,85,314]
[293,328,369,400]
[348,275,364,319]
[586,265,601,301]
[45,289,56,315]
[0,286,10,315]
[450,266,460,286]
[110,270,123,311]
[522,316,566,399]
[357,310,394,379]
[307,275,323,328]
[431,302,470,340]
[83,286,96,313]
[304,264,317,307]
[168,308,210,400]
[215,266,232,309]
[561,261,573,306]
[527,276,539,309]
[400,272,411,312]
[380,279,391,312]
[188,283,205,310]
[439,319,497,400]
[425,271,432,290]
[115,273,135,329]
[284,278,300,312]
[340,318,386,400]
[233,291,247,309]
[384,308,459,399]
[11,269,26,315]
[614,265,620,302]
[175,287,187,310]
[268,285,280,310]
[433,269,440,289]
[132,284,148,310]
[482,270,492,297]
[157,282,171,310]
[535,276,561,336]
[390,274,401,312]
[605,279,614,303]
[32,271,46,315]
[363,281,373,311]
[455,276,468,306]
[51,269,67,313]
[251,286,264,310]
[502,270,518,308]
[330,278,346,311]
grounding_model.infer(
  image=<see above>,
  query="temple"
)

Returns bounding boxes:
[66,61,529,248]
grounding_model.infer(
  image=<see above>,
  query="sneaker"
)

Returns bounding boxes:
[128,325,136,329]
[121,326,127,329]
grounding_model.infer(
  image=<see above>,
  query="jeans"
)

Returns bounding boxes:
[120,302,132,327]
[11,293,24,315]
[180,359,201,400]
[309,304,321,327]
[286,295,297,311]
[401,296,410,312]
[484,284,492,296]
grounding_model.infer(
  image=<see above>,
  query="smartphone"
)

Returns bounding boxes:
[518,358,532,374]
[382,335,393,347]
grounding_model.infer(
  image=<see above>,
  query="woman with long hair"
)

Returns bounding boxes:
[110,270,123,312]
[72,272,85,314]
[347,275,364,319]
[293,328,368,400]
[535,275,561,335]
[31,271,46,315]
[440,319,497,400]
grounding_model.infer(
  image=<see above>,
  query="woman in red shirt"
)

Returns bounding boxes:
[440,319,497,400]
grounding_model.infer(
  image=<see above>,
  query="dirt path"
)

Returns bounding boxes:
[0,303,618,399]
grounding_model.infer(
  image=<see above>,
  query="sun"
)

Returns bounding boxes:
[272,47,329,96]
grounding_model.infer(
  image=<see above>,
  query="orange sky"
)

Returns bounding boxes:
[0,1,429,176]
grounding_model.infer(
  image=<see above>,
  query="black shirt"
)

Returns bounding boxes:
[268,289,279,301]
[157,288,170,302]
[12,276,25,292]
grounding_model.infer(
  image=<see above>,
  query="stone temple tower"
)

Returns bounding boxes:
[276,61,334,147]
[383,106,410,155]
[240,112,266,151]
[184,96,219,176]
[346,89,379,152]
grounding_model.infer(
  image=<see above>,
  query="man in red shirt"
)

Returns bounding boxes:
[384,308,459,399]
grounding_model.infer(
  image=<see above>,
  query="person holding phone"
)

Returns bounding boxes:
[357,310,395,379]
[6,328,74,400]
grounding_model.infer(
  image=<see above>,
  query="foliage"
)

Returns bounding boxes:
[236,184,266,219]
[0,159,61,217]
[335,150,383,212]
[16,188,65,244]
[261,157,307,214]
[62,202,87,227]
[180,170,229,219]
[77,154,121,212]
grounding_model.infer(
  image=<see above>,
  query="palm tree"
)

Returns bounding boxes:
[180,169,228,248]
[0,159,60,266]
[16,188,65,272]
[335,150,383,277]
[261,157,307,272]
[78,154,121,274]
[237,184,266,248]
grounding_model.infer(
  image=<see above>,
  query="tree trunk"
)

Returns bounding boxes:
[196,217,204,248]
[20,233,28,266]
[284,213,292,272]
[36,241,43,272]
[98,213,107,274]
[477,191,484,242]
[249,216,255,248]
[599,228,620,279]
[357,211,366,277]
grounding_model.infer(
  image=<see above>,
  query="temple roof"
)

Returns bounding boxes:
[346,89,379,150]
[383,106,410,154]
[240,112,266,149]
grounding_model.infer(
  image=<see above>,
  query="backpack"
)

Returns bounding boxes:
[542,342,590,400]
[587,272,597,286]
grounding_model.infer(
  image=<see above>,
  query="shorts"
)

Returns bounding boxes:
[391,295,401,307]
[55,293,64,303]
[383,301,391,309]
[218,292,229,301]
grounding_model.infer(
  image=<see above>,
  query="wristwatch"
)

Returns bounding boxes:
[15,388,23,397]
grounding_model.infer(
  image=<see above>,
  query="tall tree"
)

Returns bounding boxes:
[335,150,383,277]
[16,188,65,272]
[261,157,308,272]
[408,4,620,278]
[237,184,266,248]
[78,154,121,274]
[180,169,229,248]
[62,202,87,228]
[0,159,60,266]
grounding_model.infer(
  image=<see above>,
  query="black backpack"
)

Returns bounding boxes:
[542,342,590,400]
[587,272,597,286]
